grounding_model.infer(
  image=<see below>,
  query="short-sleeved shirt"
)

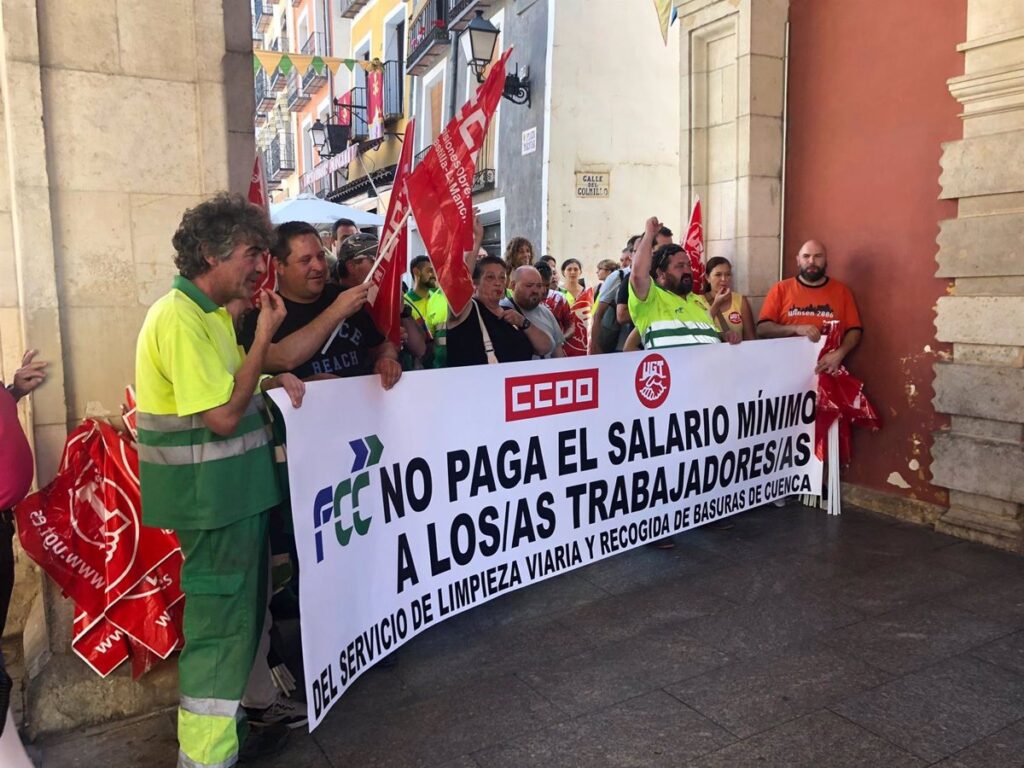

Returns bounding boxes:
[758,277,862,337]
[627,283,721,349]
[135,276,280,531]
[446,299,535,367]
[238,284,385,380]
[598,268,627,305]
[500,297,563,358]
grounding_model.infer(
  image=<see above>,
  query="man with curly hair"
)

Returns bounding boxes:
[135,193,306,766]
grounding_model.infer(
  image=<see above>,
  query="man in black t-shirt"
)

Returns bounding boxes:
[239,222,402,389]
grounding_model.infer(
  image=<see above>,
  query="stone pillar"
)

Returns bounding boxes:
[932,0,1024,553]
[0,0,257,737]
[678,0,788,307]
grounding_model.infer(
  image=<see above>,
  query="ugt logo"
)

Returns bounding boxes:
[634,353,671,409]
[312,435,383,563]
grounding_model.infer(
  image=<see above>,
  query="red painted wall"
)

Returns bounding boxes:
[784,0,965,507]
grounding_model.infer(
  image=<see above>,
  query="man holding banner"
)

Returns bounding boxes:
[135,194,306,767]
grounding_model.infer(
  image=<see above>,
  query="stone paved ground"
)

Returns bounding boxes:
[31,505,1024,767]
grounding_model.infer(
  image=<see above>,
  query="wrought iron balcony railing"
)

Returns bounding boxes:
[472,126,495,194]
[254,69,276,111]
[253,2,273,34]
[268,132,296,180]
[300,31,326,56]
[408,0,448,77]
[446,0,493,31]
[286,70,310,111]
[340,0,371,19]
[349,86,369,141]
[382,60,403,121]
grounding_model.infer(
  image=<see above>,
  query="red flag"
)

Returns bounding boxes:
[368,69,384,130]
[815,321,882,464]
[682,197,705,293]
[15,417,184,679]
[248,154,277,299]
[562,288,594,357]
[338,90,352,126]
[366,119,416,345]
[406,48,512,314]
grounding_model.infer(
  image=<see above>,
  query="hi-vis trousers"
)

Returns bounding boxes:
[175,511,269,768]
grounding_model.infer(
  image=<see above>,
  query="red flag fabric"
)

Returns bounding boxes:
[15,417,184,678]
[682,197,705,293]
[562,288,594,357]
[406,48,512,315]
[814,321,882,463]
[248,154,276,300]
[338,90,352,126]
[367,119,417,346]
[368,69,384,130]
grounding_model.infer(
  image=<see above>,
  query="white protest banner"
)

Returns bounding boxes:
[268,338,823,730]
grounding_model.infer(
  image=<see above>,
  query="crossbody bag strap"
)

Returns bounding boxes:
[474,301,499,365]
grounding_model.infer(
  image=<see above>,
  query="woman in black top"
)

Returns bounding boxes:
[446,218,554,367]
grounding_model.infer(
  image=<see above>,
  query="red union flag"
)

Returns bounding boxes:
[366,118,416,345]
[562,287,594,357]
[15,418,184,678]
[406,48,512,314]
[248,153,276,300]
[682,196,705,293]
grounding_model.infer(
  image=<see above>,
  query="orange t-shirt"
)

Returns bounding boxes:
[758,277,862,336]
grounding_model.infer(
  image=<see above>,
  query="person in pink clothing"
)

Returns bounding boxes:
[0,348,47,767]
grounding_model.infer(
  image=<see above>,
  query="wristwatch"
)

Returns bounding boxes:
[520,317,532,331]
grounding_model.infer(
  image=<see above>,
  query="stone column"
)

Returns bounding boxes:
[677,0,788,308]
[1,0,257,737]
[932,0,1024,553]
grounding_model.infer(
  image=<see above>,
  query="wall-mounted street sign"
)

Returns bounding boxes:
[522,127,537,155]
[575,171,610,198]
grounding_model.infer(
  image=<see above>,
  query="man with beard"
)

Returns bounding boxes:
[628,216,739,349]
[501,266,564,359]
[757,239,862,374]
[240,223,402,388]
[404,255,449,367]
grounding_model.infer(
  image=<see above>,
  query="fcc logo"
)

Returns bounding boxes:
[505,369,599,421]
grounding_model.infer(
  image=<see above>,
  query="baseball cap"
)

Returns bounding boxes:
[336,232,379,262]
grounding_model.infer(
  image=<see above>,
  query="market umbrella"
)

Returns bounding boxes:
[269,194,384,228]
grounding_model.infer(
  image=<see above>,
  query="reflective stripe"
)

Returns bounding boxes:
[181,695,239,718]
[178,705,242,768]
[138,398,263,433]
[177,749,236,768]
[645,333,720,349]
[648,319,718,333]
[139,427,269,466]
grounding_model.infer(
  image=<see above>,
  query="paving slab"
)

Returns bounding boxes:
[931,719,1024,767]
[684,710,926,768]
[831,655,1024,763]
[666,640,891,738]
[473,690,735,768]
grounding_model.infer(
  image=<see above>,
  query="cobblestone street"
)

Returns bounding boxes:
[33,505,1024,767]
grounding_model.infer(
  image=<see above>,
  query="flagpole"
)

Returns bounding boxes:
[319,205,412,355]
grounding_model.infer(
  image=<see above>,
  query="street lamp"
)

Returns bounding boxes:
[310,117,350,158]
[463,10,531,107]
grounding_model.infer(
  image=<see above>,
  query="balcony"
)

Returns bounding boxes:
[446,0,493,31]
[286,70,310,111]
[340,0,371,19]
[382,60,403,122]
[408,0,448,77]
[472,127,495,195]
[253,2,272,34]
[270,36,290,53]
[254,69,276,111]
[255,111,269,127]
[349,86,369,142]
[302,65,327,94]
[268,132,296,181]
[300,31,327,56]
[269,65,287,93]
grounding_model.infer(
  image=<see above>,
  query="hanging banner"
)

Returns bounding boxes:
[406,48,512,315]
[367,69,384,139]
[269,337,823,729]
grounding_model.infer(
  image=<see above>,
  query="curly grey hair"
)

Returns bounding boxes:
[172,193,274,279]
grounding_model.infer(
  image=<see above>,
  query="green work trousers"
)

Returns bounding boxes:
[175,511,268,768]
